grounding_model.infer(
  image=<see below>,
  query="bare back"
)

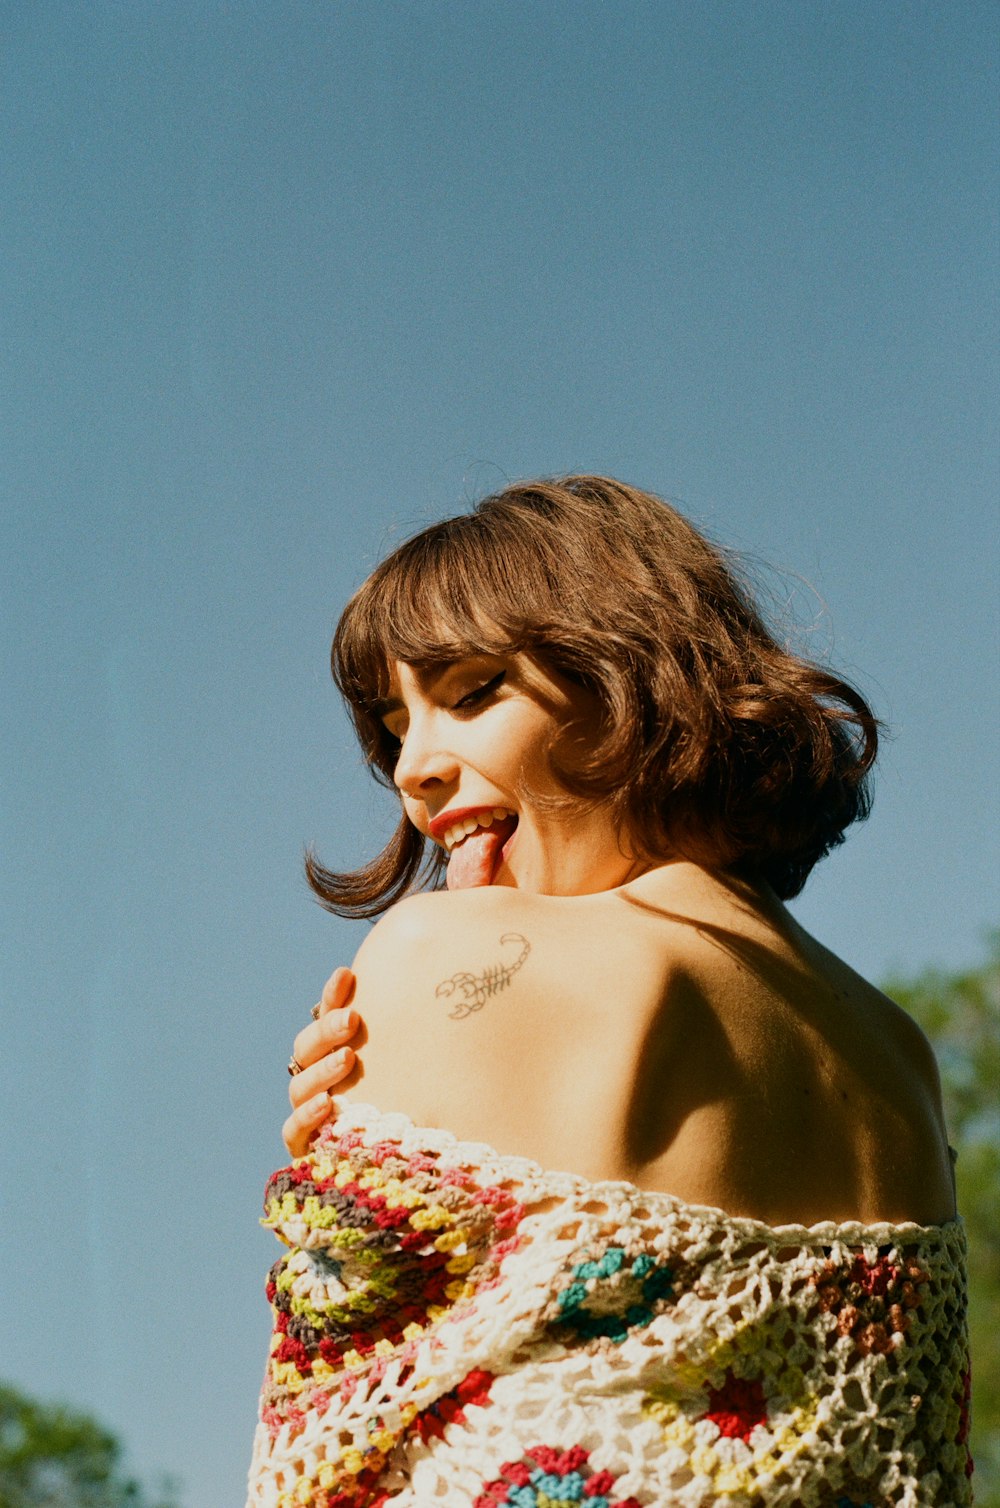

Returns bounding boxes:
[347,862,955,1226]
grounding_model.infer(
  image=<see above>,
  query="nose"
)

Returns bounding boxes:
[392,713,459,799]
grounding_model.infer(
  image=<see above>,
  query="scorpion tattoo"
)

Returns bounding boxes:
[435,932,531,1020]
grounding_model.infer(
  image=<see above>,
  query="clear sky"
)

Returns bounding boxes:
[2,4,997,1503]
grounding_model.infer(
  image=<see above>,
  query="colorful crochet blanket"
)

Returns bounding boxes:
[247,1102,971,1507]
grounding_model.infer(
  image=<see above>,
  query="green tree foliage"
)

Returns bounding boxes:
[0,1385,178,1508]
[885,934,1000,1504]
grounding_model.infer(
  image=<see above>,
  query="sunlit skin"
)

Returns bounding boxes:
[382,656,652,897]
[283,651,653,1155]
[281,665,953,1233]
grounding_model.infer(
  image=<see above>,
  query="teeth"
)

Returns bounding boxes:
[441,809,514,851]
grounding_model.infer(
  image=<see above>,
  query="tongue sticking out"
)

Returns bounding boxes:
[445,816,518,891]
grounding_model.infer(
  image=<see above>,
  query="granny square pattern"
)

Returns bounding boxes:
[248,1103,971,1507]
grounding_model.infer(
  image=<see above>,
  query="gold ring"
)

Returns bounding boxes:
[310,1003,321,1021]
[287,1056,303,1076]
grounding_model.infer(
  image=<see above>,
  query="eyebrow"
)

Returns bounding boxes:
[370,663,458,722]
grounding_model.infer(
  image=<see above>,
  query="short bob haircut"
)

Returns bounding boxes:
[307,475,879,917]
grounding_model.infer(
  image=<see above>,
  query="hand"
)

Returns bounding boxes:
[283,966,361,1158]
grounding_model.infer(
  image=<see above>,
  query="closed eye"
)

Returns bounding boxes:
[453,670,506,712]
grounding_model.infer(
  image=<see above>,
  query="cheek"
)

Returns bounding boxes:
[496,722,548,780]
[526,707,569,763]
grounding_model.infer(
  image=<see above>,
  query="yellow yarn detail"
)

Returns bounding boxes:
[433,1229,469,1252]
[355,1168,381,1189]
[373,1175,423,1209]
[298,1196,340,1229]
[689,1445,720,1476]
[269,1361,309,1392]
[267,1192,302,1224]
[409,1204,452,1230]
[713,1461,756,1494]
[642,1393,681,1427]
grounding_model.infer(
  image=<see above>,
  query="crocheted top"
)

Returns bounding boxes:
[247,1101,971,1508]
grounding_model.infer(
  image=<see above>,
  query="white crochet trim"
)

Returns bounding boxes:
[332,1098,949,1243]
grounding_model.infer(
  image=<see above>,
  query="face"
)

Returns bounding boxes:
[377,654,644,895]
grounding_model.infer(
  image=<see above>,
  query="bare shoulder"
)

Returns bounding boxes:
[351,887,544,1001]
[876,983,949,1116]
[349,891,445,982]
[346,888,553,1124]
[793,921,949,1116]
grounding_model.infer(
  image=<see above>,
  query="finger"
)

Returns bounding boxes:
[318,967,356,1018]
[291,1007,359,1072]
[283,1092,333,1159]
[288,1046,356,1108]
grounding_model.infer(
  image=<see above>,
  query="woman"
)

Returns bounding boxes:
[248,477,970,1507]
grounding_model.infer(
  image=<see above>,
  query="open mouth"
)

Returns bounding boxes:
[441,808,519,890]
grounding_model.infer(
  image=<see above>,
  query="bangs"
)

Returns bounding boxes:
[333,514,565,714]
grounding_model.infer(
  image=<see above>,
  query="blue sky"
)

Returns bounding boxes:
[2,4,997,1503]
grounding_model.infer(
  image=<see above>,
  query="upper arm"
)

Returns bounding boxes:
[349,894,442,1010]
[884,995,949,1129]
[879,994,956,1218]
[345,892,538,1125]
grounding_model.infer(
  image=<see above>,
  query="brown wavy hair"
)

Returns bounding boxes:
[306,475,879,916]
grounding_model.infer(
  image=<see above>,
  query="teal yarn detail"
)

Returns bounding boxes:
[574,1248,625,1281]
[530,1467,587,1499]
[554,1244,674,1345]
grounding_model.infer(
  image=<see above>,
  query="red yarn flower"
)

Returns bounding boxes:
[702,1369,769,1440]
[849,1254,900,1297]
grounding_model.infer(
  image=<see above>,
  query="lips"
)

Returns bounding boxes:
[429,806,518,890]
[428,804,506,843]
